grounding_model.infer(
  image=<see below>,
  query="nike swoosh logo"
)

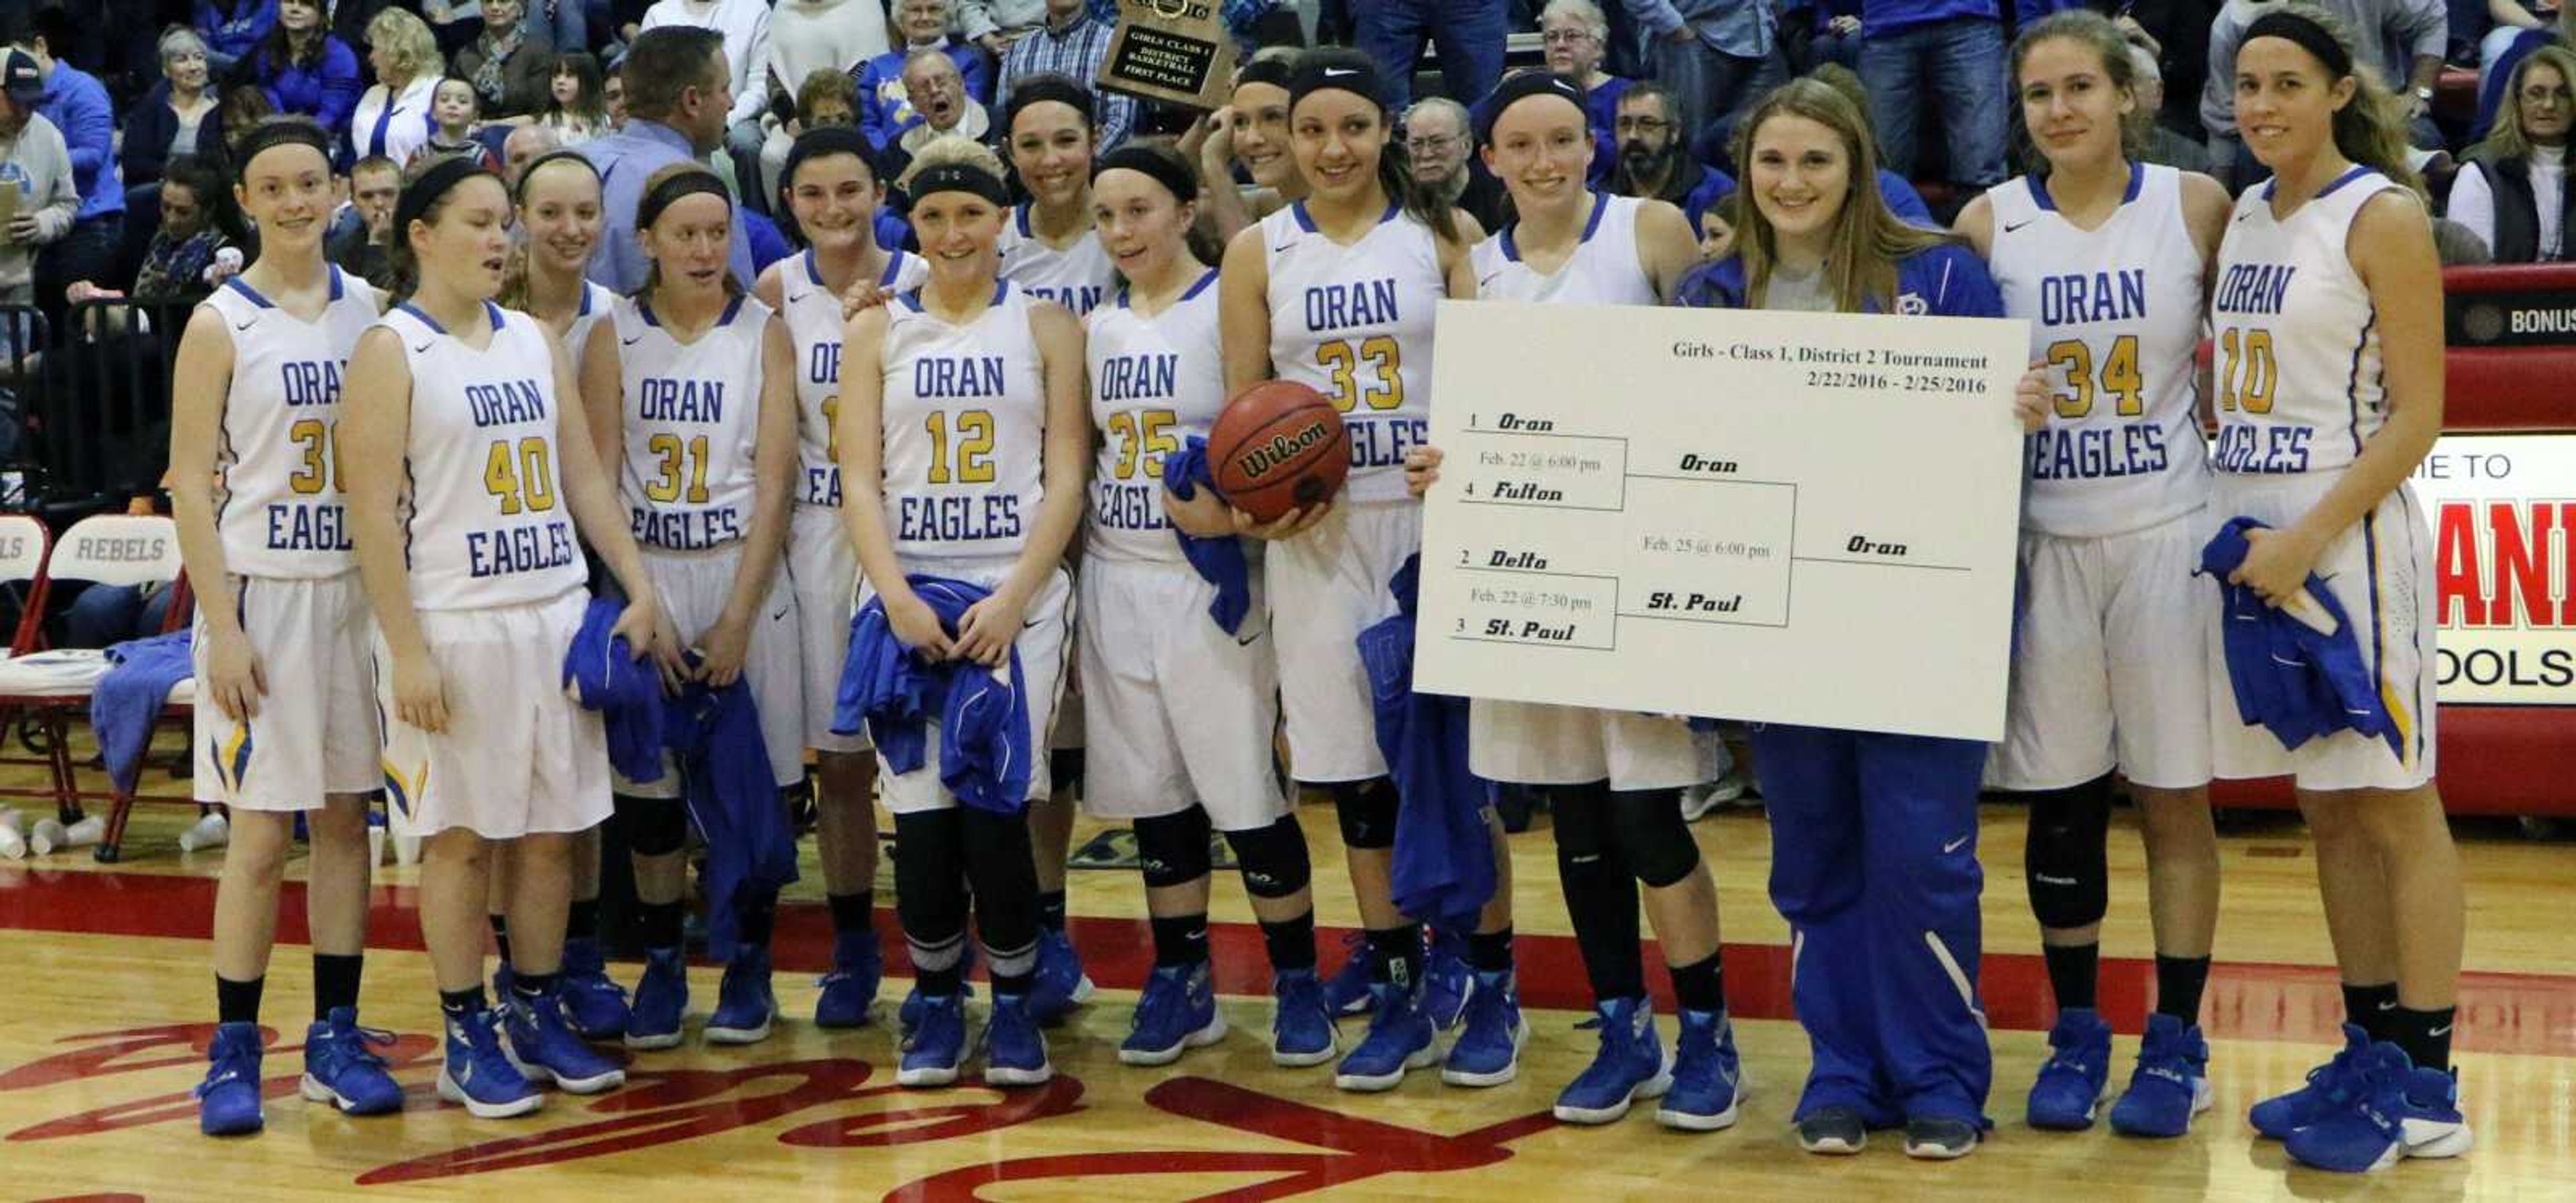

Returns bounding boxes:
[233,318,257,331]
[1236,628,1265,647]
[623,334,647,346]
[413,342,435,353]
[1941,835,1971,853]
[770,605,791,622]
[2376,1000,2400,1011]
[1270,242,1296,253]
[2002,218,2035,233]
[2428,1025,2452,1037]
[1324,67,1356,77]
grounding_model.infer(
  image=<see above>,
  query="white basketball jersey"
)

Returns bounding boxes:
[386,303,585,610]
[877,280,1049,563]
[998,204,1114,317]
[611,294,773,551]
[1469,193,1655,306]
[2210,166,2404,477]
[1085,268,1225,564]
[560,280,616,366]
[1262,201,1444,505]
[783,247,929,509]
[1990,163,2210,536]
[203,268,382,578]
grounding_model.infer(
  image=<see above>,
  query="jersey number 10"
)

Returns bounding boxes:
[2214,327,2277,414]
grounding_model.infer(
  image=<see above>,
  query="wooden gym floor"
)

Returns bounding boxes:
[1,750,2571,1200]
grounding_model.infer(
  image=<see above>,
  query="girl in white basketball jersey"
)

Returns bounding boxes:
[1951,10,2234,1139]
[752,127,927,1029]
[1216,48,1522,1096]
[1407,72,1740,1132]
[579,163,804,1051]
[1077,144,1333,1070]
[2209,6,2466,1173]
[168,120,401,1138]
[997,75,1118,1023]
[342,154,675,1118]
[837,136,1089,1089]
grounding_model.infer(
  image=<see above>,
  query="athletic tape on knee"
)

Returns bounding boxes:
[1224,815,1311,898]
[615,793,689,856]
[1134,808,1214,889]
[2025,776,2113,930]
[1330,778,1398,849]
[1610,787,1699,888]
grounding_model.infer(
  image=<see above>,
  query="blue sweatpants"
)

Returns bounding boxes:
[1752,723,1992,1128]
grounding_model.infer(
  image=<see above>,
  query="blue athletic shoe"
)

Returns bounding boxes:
[982,993,1054,1086]
[898,992,967,1088]
[2026,1006,2114,1131]
[1419,931,1471,1031]
[437,1007,541,1118]
[2108,1013,2212,1138]
[1320,931,1375,1017]
[299,1008,405,1115]
[1334,981,1437,1092]
[1122,962,1226,1067]
[2284,1043,2473,1172]
[704,947,776,1045]
[814,937,882,1029]
[1270,968,1339,1067]
[2250,1023,2373,1139]
[559,937,631,1041]
[898,945,977,1034]
[197,1021,266,1137]
[1442,969,1526,1087]
[506,990,627,1094]
[1026,929,1094,1027]
[1658,1008,1746,1131]
[623,948,688,1050]
[1554,997,1670,1124]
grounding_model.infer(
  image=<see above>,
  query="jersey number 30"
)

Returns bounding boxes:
[1316,337,1403,413]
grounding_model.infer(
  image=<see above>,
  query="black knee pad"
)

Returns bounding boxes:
[616,793,689,857]
[892,810,969,940]
[1328,778,1399,850]
[1133,807,1214,890]
[1548,780,1618,866]
[1609,786,1700,888]
[1224,813,1311,898]
[957,807,1040,953]
[1049,748,1085,798]
[2024,775,2113,930]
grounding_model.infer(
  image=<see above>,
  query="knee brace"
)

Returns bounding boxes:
[1328,778,1399,850]
[1133,806,1214,890]
[615,793,689,857]
[892,810,969,943]
[1223,813,1312,899]
[2023,775,2113,931]
[1609,786,1701,888]
[1548,780,1619,867]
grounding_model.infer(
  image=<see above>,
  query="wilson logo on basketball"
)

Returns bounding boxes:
[1234,422,1334,479]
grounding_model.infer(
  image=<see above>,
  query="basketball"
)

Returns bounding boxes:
[1205,380,1349,522]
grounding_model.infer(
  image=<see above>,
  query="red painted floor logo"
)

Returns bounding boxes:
[2,1025,1560,1199]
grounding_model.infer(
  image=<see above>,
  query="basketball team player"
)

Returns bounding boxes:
[753,127,928,1029]
[1217,48,1526,1094]
[169,119,402,1137]
[1952,9,2233,1137]
[1401,72,1741,1131]
[494,148,632,1042]
[343,154,672,1118]
[1675,80,2043,1160]
[836,136,1089,1088]
[579,163,806,1050]
[1079,142,1336,1069]
[994,74,1120,1023]
[1190,55,1307,240]
[2204,5,2467,1173]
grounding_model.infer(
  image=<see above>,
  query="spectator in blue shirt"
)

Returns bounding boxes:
[1625,0,1788,157]
[586,25,756,290]
[1360,0,1510,111]
[122,26,225,190]
[996,0,1136,151]
[22,11,122,321]
[1853,0,2008,187]
[248,0,365,143]
[195,0,278,75]
[856,0,993,151]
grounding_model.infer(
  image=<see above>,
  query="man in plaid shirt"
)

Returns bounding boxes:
[996,0,1136,150]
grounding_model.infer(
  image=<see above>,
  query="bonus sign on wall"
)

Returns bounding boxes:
[2412,434,2576,705]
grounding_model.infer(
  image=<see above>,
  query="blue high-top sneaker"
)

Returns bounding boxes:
[1553,997,1670,1124]
[505,988,628,1094]
[1025,928,1094,1027]
[1333,980,1436,1092]
[437,1006,541,1118]
[1121,961,1227,1066]
[2284,1043,2473,1172]
[2108,1012,2213,1138]
[623,948,688,1050]
[1269,967,1339,1067]
[1657,1007,1745,1131]
[897,992,968,1088]
[704,946,777,1045]
[1418,930,1471,1031]
[814,934,883,1029]
[2027,1006,2114,1130]
[1441,969,1526,1087]
[1319,931,1375,1017]
[558,937,631,1040]
[299,1007,405,1115]
[2250,1023,2373,1139]
[982,992,1055,1087]
[196,1022,266,1137]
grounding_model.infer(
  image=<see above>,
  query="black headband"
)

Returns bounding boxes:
[393,154,496,248]
[1289,55,1387,113]
[1477,70,1589,144]
[781,126,877,197]
[1004,75,1095,134]
[233,120,333,181]
[1092,146,1199,203]
[909,161,1011,205]
[636,168,731,231]
[2243,10,2355,81]
[513,148,599,203]
[1235,58,1293,93]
